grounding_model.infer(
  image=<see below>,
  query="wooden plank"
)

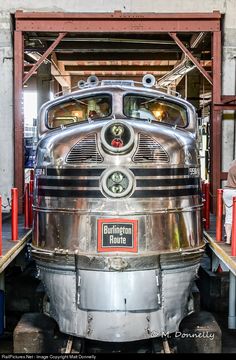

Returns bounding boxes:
[204,230,236,276]
[0,230,31,273]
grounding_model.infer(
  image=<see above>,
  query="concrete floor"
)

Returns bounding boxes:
[0,334,13,353]
[214,313,236,353]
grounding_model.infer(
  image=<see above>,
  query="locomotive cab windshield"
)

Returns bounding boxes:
[124,94,188,127]
[47,94,112,129]
[45,91,189,131]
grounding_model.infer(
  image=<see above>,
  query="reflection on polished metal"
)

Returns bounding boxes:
[32,79,204,342]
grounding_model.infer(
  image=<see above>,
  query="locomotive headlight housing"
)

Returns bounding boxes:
[101,121,134,154]
[101,168,134,198]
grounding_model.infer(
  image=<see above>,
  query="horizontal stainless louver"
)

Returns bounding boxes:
[133,134,169,163]
[66,133,103,163]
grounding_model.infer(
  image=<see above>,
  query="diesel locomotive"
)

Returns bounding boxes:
[31,75,204,346]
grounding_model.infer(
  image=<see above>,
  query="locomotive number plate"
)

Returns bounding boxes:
[188,167,199,177]
[97,219,138,252]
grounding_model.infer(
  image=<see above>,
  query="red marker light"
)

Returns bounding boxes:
[111,138,124,148]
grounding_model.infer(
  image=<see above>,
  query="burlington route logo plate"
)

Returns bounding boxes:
[97,218,138,252]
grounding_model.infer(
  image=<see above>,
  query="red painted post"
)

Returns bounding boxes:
[205,182,210,230]
[0,196,2,256]
[24,183,29,229]
[216,189,223,242]
[232,197,236,256]
[11,188,18,241]
[29,180,34,227]
[30,169,34,181]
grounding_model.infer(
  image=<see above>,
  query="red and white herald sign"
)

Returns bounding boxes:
[97,218,138,252]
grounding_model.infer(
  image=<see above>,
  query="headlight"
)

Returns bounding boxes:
[111,184,124,193]
[101,168,134,198]
[111,171,124,183]
[101,121,134,154]
[111,124,124,137]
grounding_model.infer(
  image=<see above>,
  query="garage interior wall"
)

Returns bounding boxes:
[1,1,236,213]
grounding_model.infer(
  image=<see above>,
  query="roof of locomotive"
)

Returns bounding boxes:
[46,83,194,108]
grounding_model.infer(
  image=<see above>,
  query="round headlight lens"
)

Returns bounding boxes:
[101,168,134,198]
[107,171,129,194]
[101,121,134,154]
[111,184,124,193]
[111,124,124,137]
[111,171,124,183]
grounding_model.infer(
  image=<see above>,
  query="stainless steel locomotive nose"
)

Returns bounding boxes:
[32,81,204,344]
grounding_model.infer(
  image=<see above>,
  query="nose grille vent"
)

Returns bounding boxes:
[66,133,103,163]
[133,134,169,163]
